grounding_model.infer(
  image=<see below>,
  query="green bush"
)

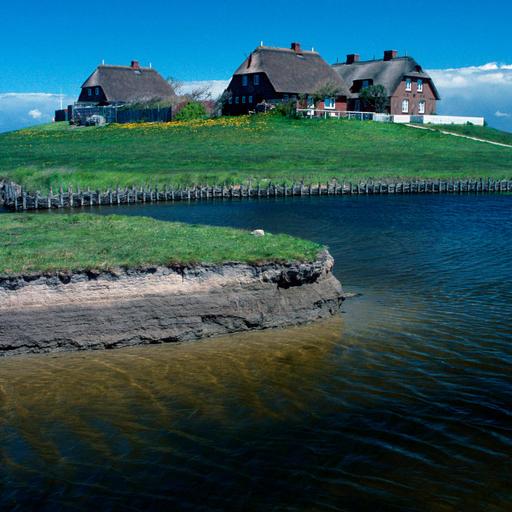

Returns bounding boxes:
[175,101,207,121]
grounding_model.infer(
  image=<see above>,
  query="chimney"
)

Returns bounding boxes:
[346,53,360,64]
[383,50,398,61]
[131,60,140,69]
[291,42,302,53]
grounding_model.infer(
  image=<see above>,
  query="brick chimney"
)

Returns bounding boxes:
[291,42,302,53]
[383,50,398,61]
[131,60,140,69]
[346,54,360,64]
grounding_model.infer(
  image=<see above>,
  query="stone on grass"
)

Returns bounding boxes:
[251,229,265,237]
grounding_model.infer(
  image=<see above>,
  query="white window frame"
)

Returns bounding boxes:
[242,75,248,87]
[307,95,315,108]
[324,97,336,110]
[402,99,409,113]
[418,100,426,114]
[405,79,412,92]
[417,79,423,92]
[248,96,253,104]
[253,74,260,86]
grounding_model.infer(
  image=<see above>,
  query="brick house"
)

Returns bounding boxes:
[78,60,175,106]
[223,42,348,115]
[332,51,440,115]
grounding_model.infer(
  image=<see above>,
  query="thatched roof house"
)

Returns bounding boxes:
[332,51,440,115]
[78,61,175,105]
[224,42,349,115]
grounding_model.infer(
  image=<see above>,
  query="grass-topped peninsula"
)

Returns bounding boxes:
[1,116,511,193]
[0,214,322,275]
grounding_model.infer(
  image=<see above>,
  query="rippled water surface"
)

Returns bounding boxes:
[1,195,511,511]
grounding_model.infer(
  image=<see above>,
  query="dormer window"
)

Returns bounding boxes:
[405,79,412,92]
[362,80,370,89]
[87,88,92,96]
[242,75,248,87]
[95,87,100,96]
[253,74,260,86]
[417,79,423,92]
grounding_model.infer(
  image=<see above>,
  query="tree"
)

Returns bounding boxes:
[175,101,207,121]
[359,85,389,113]
[311,81,344,103]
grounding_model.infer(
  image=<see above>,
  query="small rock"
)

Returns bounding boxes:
[251,229,265,237]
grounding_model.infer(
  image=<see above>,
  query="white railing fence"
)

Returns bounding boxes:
[296,109,392,122]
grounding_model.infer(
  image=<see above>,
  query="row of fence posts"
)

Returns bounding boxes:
[2,179,512,211]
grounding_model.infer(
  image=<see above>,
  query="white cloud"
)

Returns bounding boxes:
[178,80,229,99]
[0,92,74,133]
[428,62,512,132]
[28,109,42,119]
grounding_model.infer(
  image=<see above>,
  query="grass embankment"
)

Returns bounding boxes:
[429,124,512,146]
[1,116,511,193]
[0,214,322,275]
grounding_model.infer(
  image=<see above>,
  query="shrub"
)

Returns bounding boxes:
[175,101,207,121]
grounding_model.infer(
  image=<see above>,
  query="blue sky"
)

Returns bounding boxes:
[1,0,511,132]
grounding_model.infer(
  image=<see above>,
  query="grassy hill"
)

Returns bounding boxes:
[430,124,512,146]
[1,116,511,193]
[0,214,321,274]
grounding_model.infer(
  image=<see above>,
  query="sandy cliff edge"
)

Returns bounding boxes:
[0,250,343,356]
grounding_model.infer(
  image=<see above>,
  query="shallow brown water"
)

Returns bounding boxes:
[1,194,511,511]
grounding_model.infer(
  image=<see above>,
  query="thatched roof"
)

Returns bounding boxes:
[81,64,175,103]
[332,57,440,99]
[234,46,348,96]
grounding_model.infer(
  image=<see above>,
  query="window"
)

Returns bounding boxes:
[283,94,289,102]
[228,97,233,105]
[324,97,336,109]
[402,99,409,113]
[307,95,315,108]
[95,87,100,96]
[87,88,92,96]
[253,74,260,86]
[248,96,253,103]
[242,75,248,86]
[417,79,423,92]
[405,79,412,92]
[235,96,239,104]
[362,80,370,89]
[418,101,426,114]
[242,96,246,104]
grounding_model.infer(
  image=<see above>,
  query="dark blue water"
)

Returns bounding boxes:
[1,194,511,511]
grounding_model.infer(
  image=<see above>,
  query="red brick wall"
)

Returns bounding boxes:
[389,79,437,115]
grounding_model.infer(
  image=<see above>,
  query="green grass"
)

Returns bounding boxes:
[0,214,322,275]
[428,124,512,146]
[1,115,511,193]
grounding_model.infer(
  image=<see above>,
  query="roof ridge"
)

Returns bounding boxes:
[333,56,415,66]
[98,64,156,71]
[256,46,319,55]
